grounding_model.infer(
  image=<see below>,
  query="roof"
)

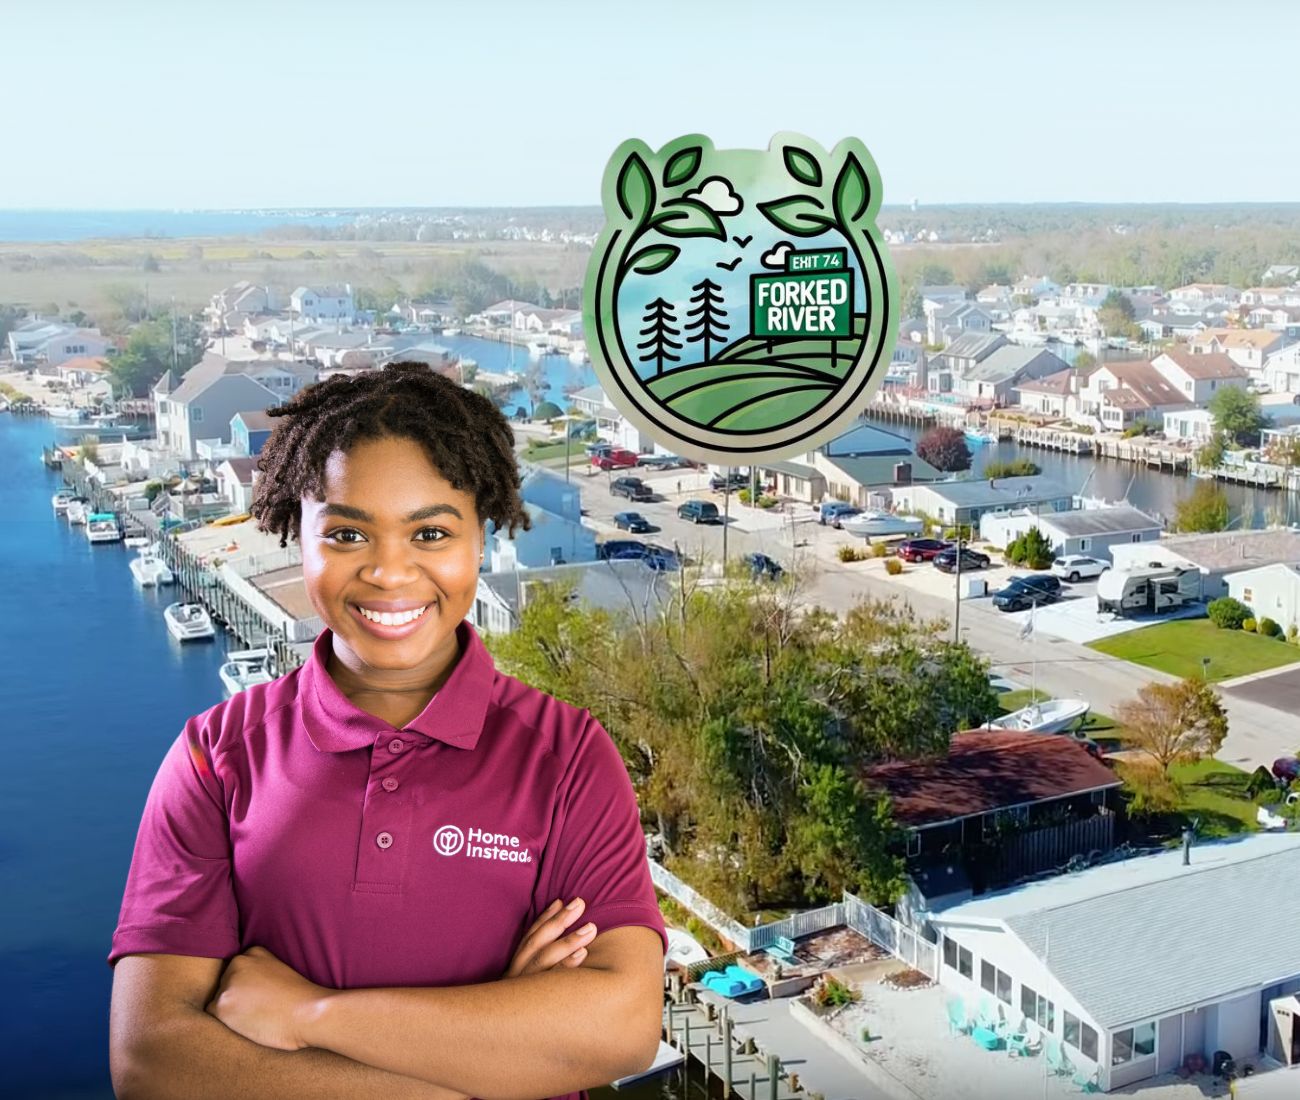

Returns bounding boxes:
[934,301,988,322]
[1226,562,1300,587]
[921,285,967,299]
[939,332,1004,362]
[1015,367,1072,395]
[1041,504,1162,538]
[917,475,1074,509]
[1136,529,1300,571]
[1156,349,1247,381]
[930,833,1300,1029]
[1098,360,1190,409]
[823,423,918,457]
[57,356,109,374]
[823,453,943,487]
[1193,328,1285,350]
[219,457,258,484]
[860,730,1119,830]
[233,409,277,432]
[482,299,541,314]
[167,355,280,406]
[966,346,1066,385]
[479,558,670,617]
[152,368,177,396]
[569,384,618,409]
[757,459,821,481]
[294,285,351,299]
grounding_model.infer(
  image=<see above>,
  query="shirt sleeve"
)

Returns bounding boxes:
[532,713,667,956]
[107,715,240,967]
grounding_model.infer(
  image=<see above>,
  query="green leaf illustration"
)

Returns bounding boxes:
[625,244,681,275]
[663,146,703,187]
[783,146,823,188]
[616,152,656,227]
[832,153,870,225]
[756,195,836,237]
[649,198,726,240]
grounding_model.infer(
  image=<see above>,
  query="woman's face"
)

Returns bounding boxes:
[300,435,485,674]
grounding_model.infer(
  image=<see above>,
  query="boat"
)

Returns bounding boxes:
[66,499,89,525]
[85,512,122,543]
[987,698,1090,734]
[52,488,77,514]
[219,647,276,695]
[164,602,216,642]
[46,405,85,421]
[839,511,925,539]
[123,534,150,548]
[129,551,174,586]
[964,426,998,445]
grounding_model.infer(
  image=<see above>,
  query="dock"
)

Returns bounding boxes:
[661,997,806,1100]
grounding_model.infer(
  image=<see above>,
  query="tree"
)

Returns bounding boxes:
[1097,290,1139,339]
[1006,527,1054,569]
[684,279,728,362]
[1174,480,1230,533]
[637,297,682,376]
[1208,386,1266,446]
[1073,350,1097,372]
[1197,433,1227,471]
[533,400,562,424]
[918,263,954,287]
[917,426,972,472]
[984,457,1041,478]
[107,317,208,397]
[1116,679,1228,776]
[0,304,24,348]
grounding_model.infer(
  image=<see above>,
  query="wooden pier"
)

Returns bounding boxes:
[662,996,806,1100]
[865,401,936,429]
[1000,423,1094,455]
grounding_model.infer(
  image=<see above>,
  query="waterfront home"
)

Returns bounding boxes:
[1161,407,1218,443]
[1226,563,1300,636]
[926,332,1004,396]
[1110,528,1300,601]
[1139,314,1210,342]
[216,457,258,512]
[1075,359,1191,430]
[1190,328,1288,378]
[920,284,968,313]
[56,355,110,388]
[1012,274,1060,300]
[1263,344,1300,395]
[928,833,1300,1092]
[1151,349,1248,403]
[979,502,1162,561]
[290,285,355,325]
[153,354,283,460]
[886,337,927,389]
[206,282,286,333]
[569,384,622,430]
[474,300,541,329]
[958,345,1068,405]
[230,409,277,457]
[1012,363,1101,418]
[1170,281,1242,304]
[862,730,1120,920]
[9,321,112,367]
[890,474,1075,527]
[807,423,942,505]
[471,558,669,635]
[1259,397,1300,429]
[928,301,994,347]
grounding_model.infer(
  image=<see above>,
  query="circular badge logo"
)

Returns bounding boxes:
[583,132,897,465]
[432,825,464,857]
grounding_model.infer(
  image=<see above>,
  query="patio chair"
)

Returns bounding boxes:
[946,997,972,1037]
[1007,1031,1041,1058]
[1045,1037,1074,1077]
[975,996,999,1031]
[1071,1067,1100,1093]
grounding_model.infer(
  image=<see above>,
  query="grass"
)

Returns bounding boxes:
[1088,617,1300,682]
[521,439,573,462]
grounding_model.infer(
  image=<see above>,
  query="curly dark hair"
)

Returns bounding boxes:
[251,361,532,548]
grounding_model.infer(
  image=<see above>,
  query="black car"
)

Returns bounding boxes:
[746,552,784,580]
[613,511,652,533]
[992,574,1063,611]
[610,476,652,502]
[596,539,648,561]
[933,547,991,574]
[641,549,681,572]
[709,471,750,492]
[677,500,720,524]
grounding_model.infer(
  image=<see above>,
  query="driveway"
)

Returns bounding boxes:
[1222,663,1300,715]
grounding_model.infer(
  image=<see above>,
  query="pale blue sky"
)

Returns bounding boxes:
[5,0,1298,209]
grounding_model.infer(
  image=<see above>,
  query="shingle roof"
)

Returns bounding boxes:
[1158,349,1248,381]
[966,346,1066,385]
[1193,328,1285,350]
[919,475,1075,508]
[1042,504,1162,538]
[933,834,1300,1029]
[823,453,943,487]
[1099,361,1190,409]
[234,409,277,432]
[1015,367,1072,395]
[860,731,1119,829]
[940,332,1004,362]
[1146,528,1300,571]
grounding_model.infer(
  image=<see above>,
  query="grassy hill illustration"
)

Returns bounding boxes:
[642,313,869,431]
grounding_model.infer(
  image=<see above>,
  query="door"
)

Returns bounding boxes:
[1158,1015,1180,1073]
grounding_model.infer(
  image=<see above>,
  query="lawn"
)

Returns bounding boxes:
[1088,618,1300,682]
[997,689,1128,749]
[521,439,575,463]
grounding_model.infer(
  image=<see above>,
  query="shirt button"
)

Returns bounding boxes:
[388,738,405,754]
[381,777,399,792]
[376,831,394,849]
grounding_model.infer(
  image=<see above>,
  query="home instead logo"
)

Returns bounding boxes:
[583,132,897,465]
[432,824,533,864]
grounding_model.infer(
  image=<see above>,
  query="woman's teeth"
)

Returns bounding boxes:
[358,605,428,626]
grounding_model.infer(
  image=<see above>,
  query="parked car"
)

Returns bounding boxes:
[710,472,750,492]
[596,539,648,561]
[818,500,860,525]
[677,500,720,524]
[641,549,681,571]
[592,449,639,470]
[636,453,682,469]
[992,574,1063,611]
[610,476,652,501]
[896,537,952,562]
[1051,554,1109,583]
[585,441,614,457]
[933,547,991,573]
[1272,756,1300,782]
[745,552,784,580]
[613,511,652,533]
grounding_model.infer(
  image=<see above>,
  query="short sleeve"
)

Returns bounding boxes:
[107,717,240,967]
[532,715,667,955]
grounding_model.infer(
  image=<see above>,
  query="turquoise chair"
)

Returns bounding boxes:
[1071,1067,1100,1093]
[946,997,971,1037]
[1045,1037,1074,1077]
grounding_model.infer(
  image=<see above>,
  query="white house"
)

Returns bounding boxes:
[959,346,1068,405]
[930,833,1300,1092]
[1110,529,1300,601]
[487,466,595,571]
[8,320,112,366]
[1012,275,1059,300]
[215,457,258,512]
[1169,282,1242,304]
[1076,360,1191,430]
[891,475,1075,526]
[1151,349,1248,404]
[1264,345,1300,395]
[978,503,1162,561]
[1190,329,1287,378]
[1161,407,1218,443]
[290,285,355,325]
[1226,563,1300,636]
[56,356,111,388]
[928,301,993,347]
[471,559,671,636]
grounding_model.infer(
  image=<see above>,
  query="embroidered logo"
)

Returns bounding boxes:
[433,825,533,864]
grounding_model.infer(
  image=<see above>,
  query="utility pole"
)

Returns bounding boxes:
[722,465,731,569]
[953,519,963,643]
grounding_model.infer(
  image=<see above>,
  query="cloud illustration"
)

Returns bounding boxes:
[685,176,743,216]
[760,241,794,269]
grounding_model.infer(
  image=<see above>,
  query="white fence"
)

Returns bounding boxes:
[842,891,939,978]
[648,860,753,950]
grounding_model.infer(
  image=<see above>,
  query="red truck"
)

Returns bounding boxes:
[592,448,639,470]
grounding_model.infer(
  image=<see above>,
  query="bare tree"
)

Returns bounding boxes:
[1116,679,1228,776]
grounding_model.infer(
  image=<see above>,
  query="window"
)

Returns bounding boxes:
[980,961,1012,1004]
[1112,1022,1155,1065]
[191,406,203,422]
[1184,380,1192,392]
[1021,985,1056,1032]
[1065,1012,1099,1061]
[1079,537,1091,551]
[1131,532,1143,542]
[1243,587,1254,603]
[906,832,921,857]
[943,938,972,979]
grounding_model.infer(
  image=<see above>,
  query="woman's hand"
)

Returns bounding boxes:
[206,945,326,1051]
[503,897,598,979]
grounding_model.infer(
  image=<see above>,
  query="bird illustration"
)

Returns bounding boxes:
[732,235,753,247]
[716,256,742,271]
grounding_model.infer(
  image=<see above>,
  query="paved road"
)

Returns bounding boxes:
[545,457,1294,770]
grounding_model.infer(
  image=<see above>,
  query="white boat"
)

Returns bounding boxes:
[839,511,925,539]
[165,602,216,642]
[441,326,461,337]
[52,488,76,514]
[527,340,548,358]
[964,427,998,445]
[987,698,1090,734]
[129,551,174,586]
[66,500,89,525]
[46,404,85,421]
[85,512,122,543]
[123,534,150,549]
[219,647,275,695]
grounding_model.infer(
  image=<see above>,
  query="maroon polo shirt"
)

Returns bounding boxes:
[110,618,667,1100]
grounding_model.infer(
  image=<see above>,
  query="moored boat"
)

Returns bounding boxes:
[219,648,276,695]
[129,551,174,586]
[164,602,216,642]
[52,488,76,514]
[85,513,122,543]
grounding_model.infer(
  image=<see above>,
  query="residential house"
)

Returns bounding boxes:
[1227,563,1300,636]
[976,284,1012,305]
[478,300,540,328]
[56,356,110,387]
[1241,287,1300,308]
[1244,305,1300,333]
[1161,408,1218,443]
[569,384,623,435]
[1011,275,1059,300]
[520,308,582,338]
[929,833,1300,1092]
[794,423,942,507]
[863,730,1120,915]
[979,503,1162,561]
[230,410,277,457]
[1013,365,1097,419]
[8,320,112,366]
[1262,264,1300,283]
[1139,314,1210,342]
[1169,282,1242,304]
[1151,349,1248,404]
[290,285,355,325]
[243,314,288,343]
[1075,360,1191,430]
[960,346,1068,405]
[920,285,968,313]
[1190,329,1287,378]
[928,301,993,347]
[1264,344,1300,394]
[1110,529,1300,601]
[487,466,595,571]
[886,337,927,389]
[890,475,1075,527]
[927,332,1005,396]
[216,457,258,512]
[471,559,670,636]
[206,282,285,333]
[1259,394,1300,429]
[153,355,282,460]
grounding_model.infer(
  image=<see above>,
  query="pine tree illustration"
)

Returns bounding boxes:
[684,278,729,363]
[637,298,682,376]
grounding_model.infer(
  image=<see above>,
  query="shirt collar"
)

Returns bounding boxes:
[300,619,496,754]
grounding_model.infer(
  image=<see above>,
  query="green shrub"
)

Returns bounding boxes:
[1207,597,1251,630]
[1259,617,1282,638]
[737,488,753,504]
[1288,623,1299,643]
[838,545,866,563]
[1243,618,1257,633]
[984,457,1041,478]
[1006,527,1054,569]
[757,494,778,509]
[143,480,164,504]
[871,541,890,558]
[885,558,903,575]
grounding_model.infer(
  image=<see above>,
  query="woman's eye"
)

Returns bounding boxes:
[326,528,364,544]
[415,528,447,543]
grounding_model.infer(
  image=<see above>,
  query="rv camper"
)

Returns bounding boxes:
[1096,563,1201,617]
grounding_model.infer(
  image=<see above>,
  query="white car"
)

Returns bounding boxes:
[1051,554,1109,583]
